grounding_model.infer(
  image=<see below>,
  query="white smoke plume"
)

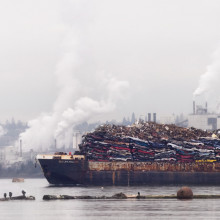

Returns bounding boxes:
[0,125,7,137]
[19,29,129,151]
[20,77,129,151]
[18,0,130,151]
[193,47,220,112]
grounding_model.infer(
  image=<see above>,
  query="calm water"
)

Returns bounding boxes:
[0,179,220,219]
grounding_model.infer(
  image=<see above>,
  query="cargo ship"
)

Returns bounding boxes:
[37,122,220,185]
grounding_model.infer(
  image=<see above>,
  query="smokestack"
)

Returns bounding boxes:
[76,132,78,150]
[206,102,208,113]
[148,113,151,122]
[193,101,196,115]
[153,113,156,123]
[20,139,22,157]
[73,132,79,150]
[145,115,148,122]
[54,139,57,150]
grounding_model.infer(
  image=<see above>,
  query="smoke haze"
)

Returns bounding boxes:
[19,2,129,151]
[194,47,220,112]
[0,126,7,138]
[1,0,220,149]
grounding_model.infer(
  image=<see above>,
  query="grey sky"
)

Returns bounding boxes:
[1,0,220,123]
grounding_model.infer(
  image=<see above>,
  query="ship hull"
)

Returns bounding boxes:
[38,159,220,185]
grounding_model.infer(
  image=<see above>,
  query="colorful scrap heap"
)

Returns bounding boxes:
[79,122,220,163]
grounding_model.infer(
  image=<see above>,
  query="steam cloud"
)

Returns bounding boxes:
[18,3,130,152]
[0,125,7,137]
[19,36,129,151]
[193,47,220,112]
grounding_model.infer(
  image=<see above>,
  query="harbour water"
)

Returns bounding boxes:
[1,179,220,219]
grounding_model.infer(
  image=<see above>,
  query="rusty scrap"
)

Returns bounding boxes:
[79,122,220,163]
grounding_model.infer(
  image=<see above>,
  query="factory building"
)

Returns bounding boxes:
[0,146,22,167]
[188,101,220,131]
[159,115,176,125]
[72,131,82,150]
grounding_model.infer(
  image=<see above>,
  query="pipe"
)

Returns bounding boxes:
[193,101,196,115]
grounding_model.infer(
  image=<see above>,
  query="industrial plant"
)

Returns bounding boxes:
[188,101,220,131]
[1,101,220,171]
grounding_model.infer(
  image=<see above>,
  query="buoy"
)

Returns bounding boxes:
[177,186,193,199]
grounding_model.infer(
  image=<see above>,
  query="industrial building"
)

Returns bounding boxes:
[188,101,220,131]
[72,131,82,150]
[0,145,22,167]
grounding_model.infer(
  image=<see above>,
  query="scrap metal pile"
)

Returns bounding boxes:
[79,122,220,163]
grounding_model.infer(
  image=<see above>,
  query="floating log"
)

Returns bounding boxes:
[193,195,220,199]
[42,193,220,200]
[11,196,35,200]
[43,195,104,200]
[0,198,9,201]
[43,195,76,200]
[112,193,127,199]
[0,196,35,201]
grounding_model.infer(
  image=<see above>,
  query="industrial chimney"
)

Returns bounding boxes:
[205,102,208,113]
[54,139,57,150]
[193,101,196,115]
[73,131,81,150]
[153,113,156,123]
[148,113,151,122]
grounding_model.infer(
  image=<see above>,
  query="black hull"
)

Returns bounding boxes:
[38,159,87,185]
[38,159,220,185]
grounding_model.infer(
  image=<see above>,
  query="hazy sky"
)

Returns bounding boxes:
[1,0,220,123]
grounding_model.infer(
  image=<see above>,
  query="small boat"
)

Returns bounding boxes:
[12,178,24,183]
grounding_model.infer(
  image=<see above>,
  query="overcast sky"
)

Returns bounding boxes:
[1,0,220,123]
